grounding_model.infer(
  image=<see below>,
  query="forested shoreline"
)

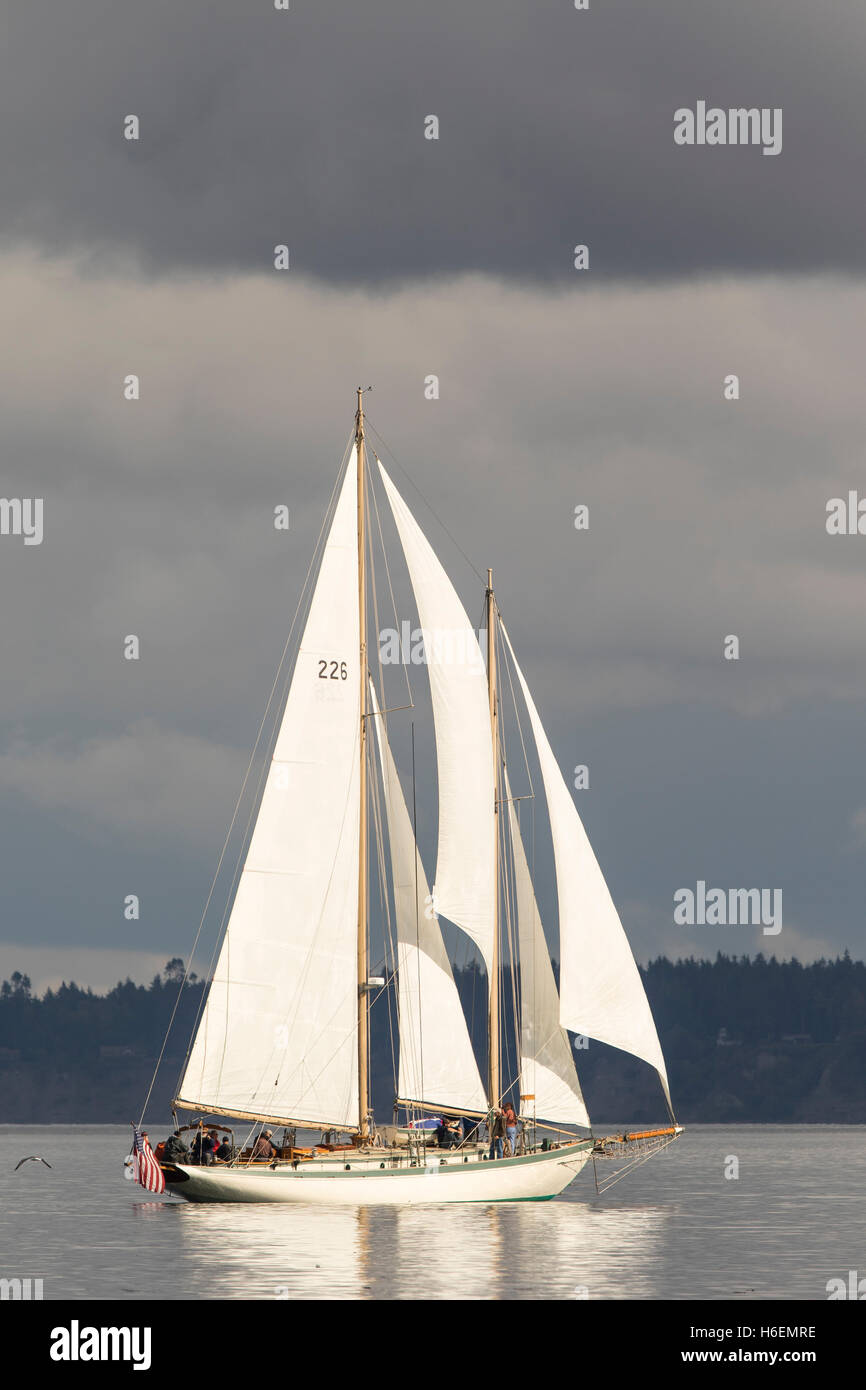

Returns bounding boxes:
[0,953,863,1124]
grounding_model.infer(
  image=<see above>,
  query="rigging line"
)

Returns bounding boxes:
[239,476,367,1113]
[502,779,522,1109]
[366,798,390,1104]
[495,619,535,1111]
[365,424,486,586]
[369,460,414,711]
[466,935,478,1073]
[367,478,427,1111]
[493,608,523,1104]
[520,782,585,1113]
[368,633,402,1106]
[142,436,352,1126]
[363,474,416,1121]
[593,1134,680,1194]
[173,439,352,1107]
[362,458,377,1117]
[201,656,289,1099]
[195,456,362,1119]
[235,1121,266,1169]
[368,646,413,1107]
[516,776,541,1123]
[249,962,361,1128]
[375,710,425,1111]
[368,697,399,1102]
[493,609,512,1102]
[530,1118,589,1136]
[500,786,535,1114]
[411,721,425,1116]
[177,436,351,1081]
[190,669,279,1104]
[499,622,536,803]
[500,777,517,1101]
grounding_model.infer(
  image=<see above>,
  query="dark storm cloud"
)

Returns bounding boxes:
[2,1,865,283]
[2,256,866,980]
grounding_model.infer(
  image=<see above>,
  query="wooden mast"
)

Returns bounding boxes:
[487,568,500,1108]
[356,388,370,1139]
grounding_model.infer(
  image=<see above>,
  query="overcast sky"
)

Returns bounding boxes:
[1,2,864,993]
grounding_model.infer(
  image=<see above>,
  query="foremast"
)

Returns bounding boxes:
[356,388,370,1140]
[486,569,500,1109]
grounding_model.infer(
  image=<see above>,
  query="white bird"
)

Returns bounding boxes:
[14,1156,52,1171]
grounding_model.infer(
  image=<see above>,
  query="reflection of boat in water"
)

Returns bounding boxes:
[391,1204,504,1300]
[172,1204,366,1300]
[504,1201,674,1300]
[144,392,679,1204]
[163,1195,673,1299]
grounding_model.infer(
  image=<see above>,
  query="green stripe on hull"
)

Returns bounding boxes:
[467,1194,558,1203]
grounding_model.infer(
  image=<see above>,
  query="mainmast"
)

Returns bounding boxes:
[487,568,500,1107]
[356,388,370,1139]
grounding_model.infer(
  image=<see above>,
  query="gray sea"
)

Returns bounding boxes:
[0,1125,862,1300]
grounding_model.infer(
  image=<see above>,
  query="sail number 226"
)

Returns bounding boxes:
[318,660,348,680]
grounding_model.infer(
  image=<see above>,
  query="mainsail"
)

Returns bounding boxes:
[177,453,362,1129]
[370,684,487,1114]
[501,624,672,1112]
[503,769,590,1127]
[378,463,496,973]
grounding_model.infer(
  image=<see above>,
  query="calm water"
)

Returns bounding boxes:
[0,1125,862,1300]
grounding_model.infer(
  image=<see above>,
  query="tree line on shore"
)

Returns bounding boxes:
[0,952,863,1123]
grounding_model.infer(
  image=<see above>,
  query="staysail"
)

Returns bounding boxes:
[370,684,487,1114]
[503,769,590,1127]
[177,453,362,1129]
[378,463,496,973]
[501,624,672,1112]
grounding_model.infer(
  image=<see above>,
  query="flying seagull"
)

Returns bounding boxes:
[14,1156,52,1171]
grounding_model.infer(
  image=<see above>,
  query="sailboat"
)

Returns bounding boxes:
[152,391,681,1204]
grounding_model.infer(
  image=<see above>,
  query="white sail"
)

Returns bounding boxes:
[503,770,590,1127]
[378,463,496,972]
[501,624,672,1111]
[370,684,488,1114]
[178,454,361,1129]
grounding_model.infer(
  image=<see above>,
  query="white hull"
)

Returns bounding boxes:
[164,1141,593,1205]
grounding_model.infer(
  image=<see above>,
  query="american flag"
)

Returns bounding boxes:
[132,1126,165,1194]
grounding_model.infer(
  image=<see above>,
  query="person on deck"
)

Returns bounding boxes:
[253,1129,276,1160]
[215,1136,233,1162]
[503,1102,518,1156]
[489,1108,506,1160]
[436,1117,460,1149]
[163,1130,189,1162]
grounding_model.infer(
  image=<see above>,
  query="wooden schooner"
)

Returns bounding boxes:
[150,391,680,1204]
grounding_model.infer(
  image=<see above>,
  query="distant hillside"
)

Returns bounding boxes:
[0,953,863,1125]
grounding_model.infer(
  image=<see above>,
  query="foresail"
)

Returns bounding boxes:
[370,684,488,1114]
[178,454,361,1130]
[504,769,590,1127]
[378,463,496,973]
[501,624,672,1112]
